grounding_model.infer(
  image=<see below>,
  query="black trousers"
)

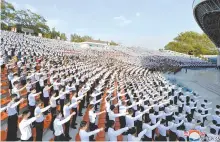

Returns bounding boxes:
[136,120,142,134]
[60,99,64,116]
[86,90,90,106]
[143,135,152,141]
[78,98,84,115]
[36,82,41,93]
[55,90,59,104]
[66,93,70,101]
[54,134,65,141]
[71,108,77,127]
[76,85,79,94]
[89,122,95,141]
[82,96,85,108]
[6,114,18,141]
[169,130,177,141]
[191,109,195,118]
[29,105,35,118]
[152,126,156,139]
[105,113,110,131]
[158,135,167,141]
[43,97,49,114]
[36,121,44,141]
[178,106,183,113]
[40,86,44,101]
[64,120,70,137]
[21,136,33,141]
[17,105,20,115]
[174,96,177,105]
[50,107,56,131]
[119,116,126,128]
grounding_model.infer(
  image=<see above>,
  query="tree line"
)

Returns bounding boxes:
[164,31,218,55]
[1,0,118,45]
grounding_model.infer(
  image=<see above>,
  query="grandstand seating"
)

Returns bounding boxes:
[0,30,219,141]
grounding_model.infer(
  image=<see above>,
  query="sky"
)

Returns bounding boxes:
[8,0,203,50]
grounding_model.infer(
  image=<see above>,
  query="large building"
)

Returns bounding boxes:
[193,0,220,67]
[80,40,109,48]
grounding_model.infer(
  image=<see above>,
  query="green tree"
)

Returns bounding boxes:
[165,31,218,55]
[1,0,16,29]
[60,33,67,41]
[15,9,50,35]
[109,40,118,46]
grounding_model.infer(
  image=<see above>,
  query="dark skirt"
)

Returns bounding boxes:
[9,80,13,89]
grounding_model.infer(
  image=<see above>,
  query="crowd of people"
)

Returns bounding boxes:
[0,30,219,141]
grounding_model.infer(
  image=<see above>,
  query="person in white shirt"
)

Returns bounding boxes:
[209,120,220,135]
[53,110,75,141]
[59,87,70,116]
[205,128,219,142]
[79,121,104,142]
[88,104,105,141]
[6,95,25,141]
[63,101,80,140]
[127,127,147,141]
[7,70,14,95]
[39,75,46,95]
[108,105,127,122]
[157,119,174,141]
[53,79,62,97]
[34,100,51,141]
[71,92,84,129]
[175,124,187,141]
[212,111,220,124]
[28,89,41,118]
[168,118,184,141]
[12,81,26,101]
[142,115,161,141]
[19,110,40,141]
[107,120,129,141]
[126,107,149,128]
[89,96,102,111]
[49,92,61,131]
[78,88,85,116]
[42,84,53,114]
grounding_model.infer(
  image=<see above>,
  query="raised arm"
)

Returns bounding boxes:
[54,95,61,100]
[164,123,174,130]
[20,117,37,129]
[111,111,126,118]
[173,120,184,128]
[91,92,102,97]
[18,85,27,92]
[68,102,80,109]
[113,127,129,136]
[203,108,212,111]
[83,128,102,137]
[206,102,212,105]
[96,111,106,116]
[137,129,147,140]
[57,112,75,125]
[94,98,102,104]
[201,113,211,118]
[30,81,39,85]
[33,92,41,97]
[11,99,24,108]
[41,105,51,112]
[164,112,174,117]
[143,120,161,130]
[126,102,140,109]
[0,106,7,113]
